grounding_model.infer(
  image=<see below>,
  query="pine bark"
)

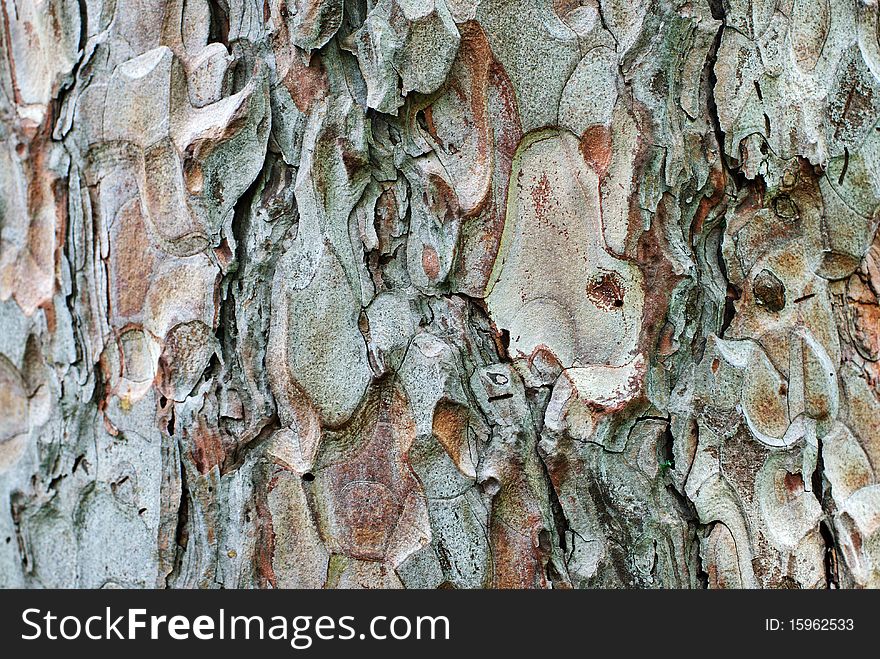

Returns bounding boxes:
[1,0,879,589]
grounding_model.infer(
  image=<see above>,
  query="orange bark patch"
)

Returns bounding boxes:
[322,383,422,562]
[111,200,155,322]
[579,125,612,175]
[283,52,329,113]
[431,401,469,468]
[491,508,547,589]
[422,245,440,280]
[783,471,804,495]
[189,418,227,475]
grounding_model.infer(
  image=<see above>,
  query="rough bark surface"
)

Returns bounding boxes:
[1,0,879,589]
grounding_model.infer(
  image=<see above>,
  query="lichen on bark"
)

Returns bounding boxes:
[1,0,879,589]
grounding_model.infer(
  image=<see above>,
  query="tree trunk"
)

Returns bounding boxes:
[1,0,878,589]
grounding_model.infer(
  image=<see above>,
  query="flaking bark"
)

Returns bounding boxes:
[1,0,879,589]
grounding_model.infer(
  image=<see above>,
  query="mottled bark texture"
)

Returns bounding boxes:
[1,0,879,589]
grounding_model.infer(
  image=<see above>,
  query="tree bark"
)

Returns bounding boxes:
[1,0,878,589]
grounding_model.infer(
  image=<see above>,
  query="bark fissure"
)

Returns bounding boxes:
[1,0,878,589]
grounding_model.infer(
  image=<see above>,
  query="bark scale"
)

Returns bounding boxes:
[1,0,878,588]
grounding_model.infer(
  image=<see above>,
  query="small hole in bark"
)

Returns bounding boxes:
[586,272,626,311]
[499,328,510,353]
[416,110,429,133]
[479,477,501,496]
[302,472,315,482]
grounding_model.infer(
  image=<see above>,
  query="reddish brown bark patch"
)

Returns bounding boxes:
[283,52,329,113]
[188,418,227,475]
[586,272,626,311]
[579,125,612,175]
[422,245,440,280]
[431,400,469,469]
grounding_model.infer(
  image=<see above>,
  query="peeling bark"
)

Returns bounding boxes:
[1,0,879,589]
